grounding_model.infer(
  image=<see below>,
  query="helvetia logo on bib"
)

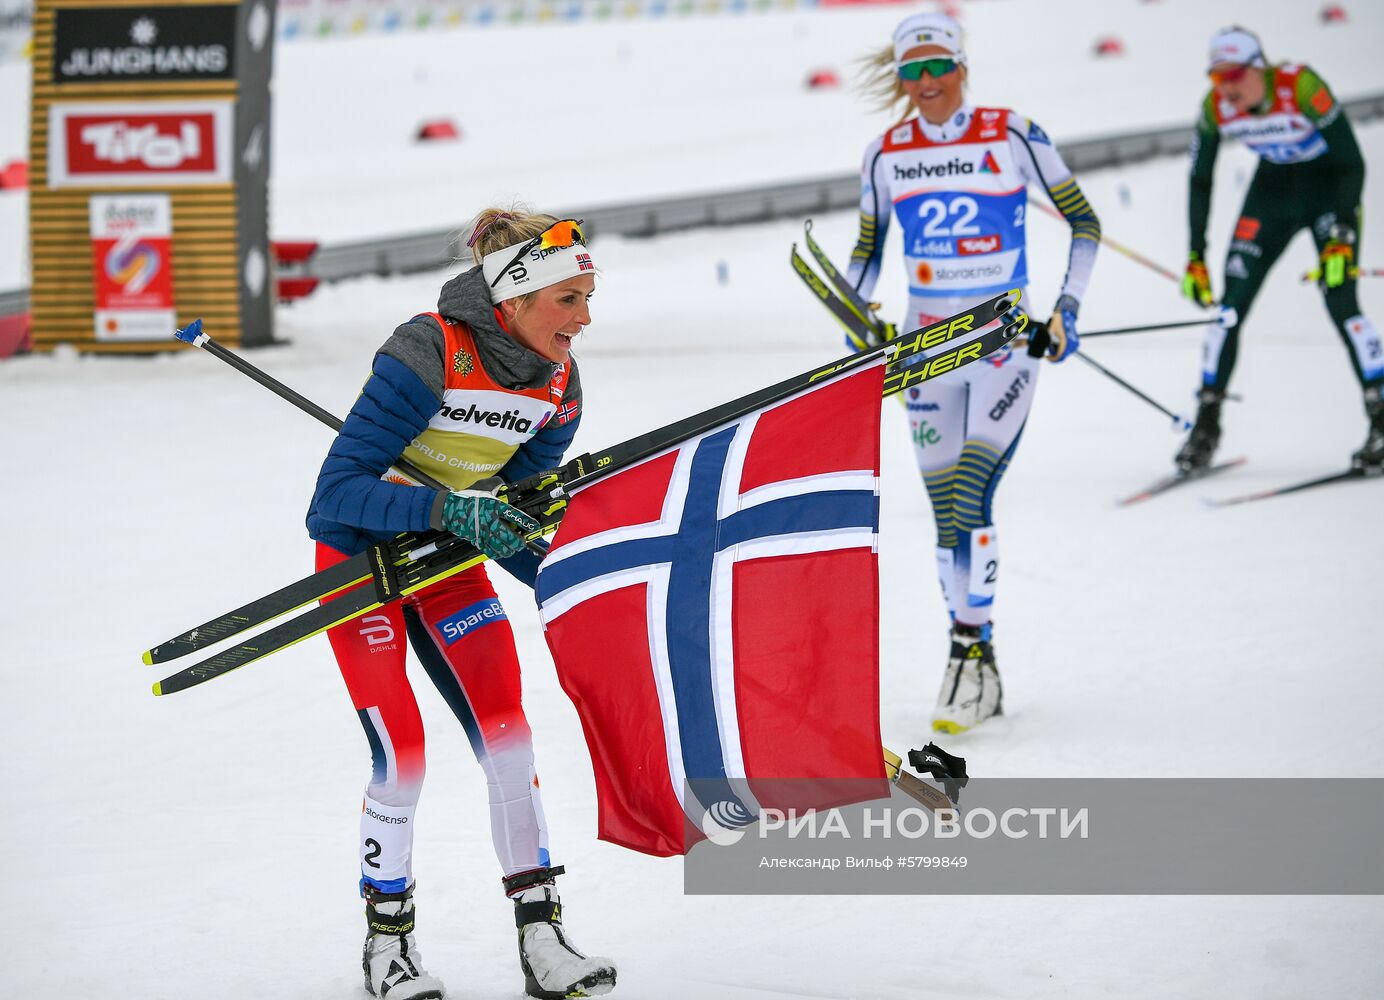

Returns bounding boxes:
[978,151,1001,174]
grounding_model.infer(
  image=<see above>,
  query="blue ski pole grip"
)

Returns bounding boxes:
[174,318,205,345]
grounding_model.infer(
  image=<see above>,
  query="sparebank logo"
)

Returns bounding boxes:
[438,599,507,645]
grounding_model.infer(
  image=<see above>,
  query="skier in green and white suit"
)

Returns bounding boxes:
[1177,26,1383,474]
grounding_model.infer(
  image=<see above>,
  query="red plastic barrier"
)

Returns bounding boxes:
[277,276,321,303]
[271,240,320,265]
[1094,36,1126,57]
[806,69,841,90]
[1320,4,1348,23]
[0,160,27,190]
[416,119,461,141]
[0,312,31,359]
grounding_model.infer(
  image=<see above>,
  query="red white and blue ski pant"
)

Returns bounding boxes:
[900,291,1039,628]
[316,543,551,894]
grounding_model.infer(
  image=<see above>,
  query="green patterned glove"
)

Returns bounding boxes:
[1182,252,1213,306]
[1320,226,1356,289]
[440,489,540,560]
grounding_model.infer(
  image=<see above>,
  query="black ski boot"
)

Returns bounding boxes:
[1175,387,1225,473]
[505,866,616,999]
[1353,386,1384,475]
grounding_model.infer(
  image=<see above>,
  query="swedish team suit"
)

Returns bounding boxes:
[847,105,1100,625]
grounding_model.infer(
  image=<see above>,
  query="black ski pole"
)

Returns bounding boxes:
[1080,318,1211,339]
[1029,321,1190,430]
[174,319,546,555]
[1075,351,1190,430]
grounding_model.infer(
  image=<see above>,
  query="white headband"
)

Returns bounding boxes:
[893,12,965,65]
[481,239,596,303]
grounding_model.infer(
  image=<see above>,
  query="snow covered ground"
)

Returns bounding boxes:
[3,2,1384,998]
[3,0,1384,283]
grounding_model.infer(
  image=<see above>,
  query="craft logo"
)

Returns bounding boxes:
[53,6,236,83]
[439,599,507,645]
[957,235,1001,256]
[988,369,1032,421]
[49,101,233,187]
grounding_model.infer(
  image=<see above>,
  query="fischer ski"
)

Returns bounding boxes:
[143,529,445,665]
[150,292,1026,696]
[801,219,895,344]
[791,245,881,350]
[1206,467,1378,507]
[1118,457,1247,506]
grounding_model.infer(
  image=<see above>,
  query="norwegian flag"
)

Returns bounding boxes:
[535,364,888,856]
[576,252,594,272]
[554,399,581,426]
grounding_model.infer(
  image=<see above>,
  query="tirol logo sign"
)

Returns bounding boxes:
[48,101,234,187]
[89,193,175,342]
[52,6,236,84]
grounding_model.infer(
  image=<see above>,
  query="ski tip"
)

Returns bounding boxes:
[173,318,204,344]
[141,649,153,666]
[151,680,164,697]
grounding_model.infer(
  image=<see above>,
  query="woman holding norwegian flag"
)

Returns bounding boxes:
[847,12,1101,733]
[305,208,617,1000]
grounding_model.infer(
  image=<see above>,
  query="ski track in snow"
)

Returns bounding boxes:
[2,3,1384,998]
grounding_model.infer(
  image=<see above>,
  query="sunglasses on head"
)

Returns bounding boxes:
[488,219,587,288]
[898,57,960,82]
[1208,63,1253,86]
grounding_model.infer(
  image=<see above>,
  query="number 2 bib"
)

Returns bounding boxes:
[883,108,1027,298]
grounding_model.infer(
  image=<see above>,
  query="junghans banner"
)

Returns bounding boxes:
[52,5,237,84]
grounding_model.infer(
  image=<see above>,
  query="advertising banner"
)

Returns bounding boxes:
[52,4,237,83]
[48,100,234,188]
[89,193,175,341]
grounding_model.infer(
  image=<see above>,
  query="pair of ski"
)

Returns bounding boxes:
[1119,459,1375,507]
[146,287,1028,697]
[790,219,895,351]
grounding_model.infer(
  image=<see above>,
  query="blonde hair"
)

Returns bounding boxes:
[858,44,914,124]
[461,205,560,311]
[856,43,969,127]
[466,205,559,265]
